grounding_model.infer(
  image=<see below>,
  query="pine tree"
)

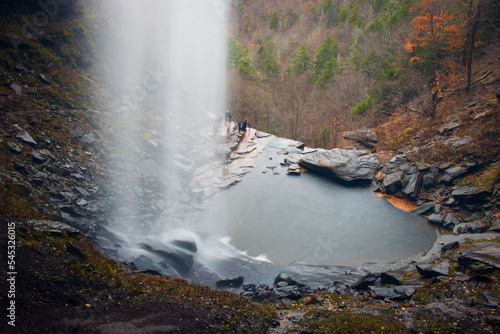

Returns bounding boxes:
[269,10,279,29]
[228,39,242,70]
[313,36,339,87]
[257,41,280,77]
[290,45,311,75]
[322,0,333,15]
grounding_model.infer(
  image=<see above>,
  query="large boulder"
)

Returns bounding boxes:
[216,276,244,288]
[298,149,379,184]
[451,187,491,204]
[440,166,468,184]
[402,172,423,198]
[383,171,404,194]
[457,242,500,272]
[343,129,378,143]
[438,122,460,135]
[416,261,451,278]
[351,272,380,290]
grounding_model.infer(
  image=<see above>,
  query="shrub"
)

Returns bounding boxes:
[349,95,373,118]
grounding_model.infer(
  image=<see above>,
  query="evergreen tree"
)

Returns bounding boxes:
[257,41,280,77]
[361,49,380,77]
[290,45,311,75]
[228,39,255,77]
[238,56,256,77]
[269,10,279,29]
[313,36,339,87]
[228,39,242,70]
[322,0,333,15]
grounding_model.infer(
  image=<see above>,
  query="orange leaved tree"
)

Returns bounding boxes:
[405,0,465,74]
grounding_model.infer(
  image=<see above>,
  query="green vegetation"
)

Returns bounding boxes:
[386,126,418,151]
[458,164,500,191]
[313,36,339,88]
[290,45,311,75]
[269,10,278,29]
[284,10,298,30]
[228,39,256,77]
[322,0,334,16]
[257,41,280,78]
[228,39,243,70]
[0,184,50,220]
[1,2,499,332]
[349,95,373,118]
[0,8,100,110]
[318,124,331,147]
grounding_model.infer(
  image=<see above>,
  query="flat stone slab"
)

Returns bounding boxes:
[236,143,257,155]
[412,202,435,215]
[458,241,500,270]
[16,128,38,146]
[420,233,499,263]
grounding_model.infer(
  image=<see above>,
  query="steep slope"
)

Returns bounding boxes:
[228,0,500,149]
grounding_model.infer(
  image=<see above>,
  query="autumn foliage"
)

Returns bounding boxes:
[405,0,466,71]
[228,0,497,148]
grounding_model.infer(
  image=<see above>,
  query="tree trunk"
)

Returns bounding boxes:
[466,1,481,93]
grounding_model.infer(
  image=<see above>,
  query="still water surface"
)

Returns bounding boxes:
[199,136,436,267]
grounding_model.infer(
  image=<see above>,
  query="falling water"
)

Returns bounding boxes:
[97,0,229,227]
[93,0,250,283]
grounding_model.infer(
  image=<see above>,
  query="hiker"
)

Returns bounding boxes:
[242,119,247,132]
[246,118,251,136]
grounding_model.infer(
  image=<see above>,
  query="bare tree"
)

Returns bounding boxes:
[464,0,481,92]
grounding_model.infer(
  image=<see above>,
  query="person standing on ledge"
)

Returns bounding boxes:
[242,119,247,134]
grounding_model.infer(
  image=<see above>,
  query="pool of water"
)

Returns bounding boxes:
[198,136,436,267]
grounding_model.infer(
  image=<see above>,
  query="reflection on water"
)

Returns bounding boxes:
[199,136,436,267]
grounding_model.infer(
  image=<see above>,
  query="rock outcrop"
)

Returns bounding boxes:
[298,149,380,183]
[342,129,378,149]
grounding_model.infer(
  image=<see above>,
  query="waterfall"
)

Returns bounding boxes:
[94,0,242,283]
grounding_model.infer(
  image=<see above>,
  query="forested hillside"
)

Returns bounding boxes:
[227,0,499,148]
